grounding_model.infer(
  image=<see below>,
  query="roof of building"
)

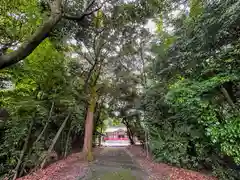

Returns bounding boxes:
[104,126,127,133]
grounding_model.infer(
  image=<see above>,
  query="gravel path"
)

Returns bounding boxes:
[82,147,148,180]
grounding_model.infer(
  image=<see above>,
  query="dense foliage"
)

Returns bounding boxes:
[143,1,240,179]
[0,40,87,178]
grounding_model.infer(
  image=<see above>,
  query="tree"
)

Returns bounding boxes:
[0,0,105,69]
[143,1,240,179]
[0,39,87,178]
[0,0,164,69]
[71,1,155,159]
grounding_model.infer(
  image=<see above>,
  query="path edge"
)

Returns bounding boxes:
[124,147,150,179]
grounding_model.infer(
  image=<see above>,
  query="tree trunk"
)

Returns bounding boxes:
[40,112,70,169]
[144,129,149,158]
[220,86,236,110]
[64,122,72,157]
[13,119,35,180]
[36,102,55,143]
[92,105,101,146]
[83,89,97,161]
[127,127,135,145]
[123,119,135,145]
[98,126,103,146]
[83,108,95,161]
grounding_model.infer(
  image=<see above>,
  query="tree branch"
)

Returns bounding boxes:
[85,0,96,11]
[63,0,105,21]
[63,7,101,20]
[82,53,94,66]
[0,0,62,69]
[84,59,99,92]
[0,0,108,69]
[81,42,95,64]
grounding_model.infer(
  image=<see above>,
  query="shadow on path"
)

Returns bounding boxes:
[82,147,148,180]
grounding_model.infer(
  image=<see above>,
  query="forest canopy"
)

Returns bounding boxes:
[0,0,240,179]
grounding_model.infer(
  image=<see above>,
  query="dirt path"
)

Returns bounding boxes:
[82,147,148,180]
[16,146,217,180]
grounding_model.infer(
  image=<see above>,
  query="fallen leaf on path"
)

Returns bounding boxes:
[16,152,88,180]
[127,146,217,180]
